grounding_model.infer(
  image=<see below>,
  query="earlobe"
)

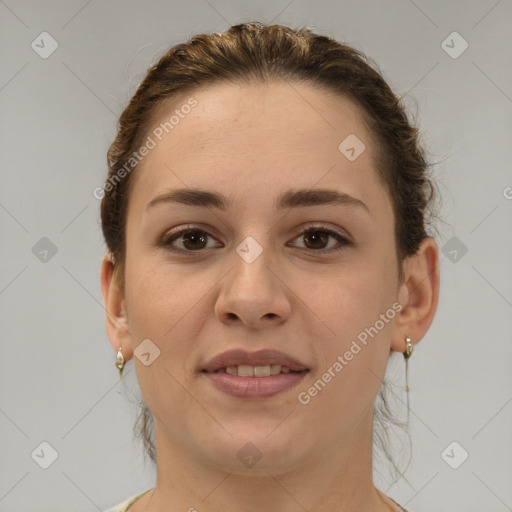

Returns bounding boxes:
[100,252,133,360]
[391,237,440,352]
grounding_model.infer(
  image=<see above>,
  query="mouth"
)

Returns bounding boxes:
[201,349,309,399]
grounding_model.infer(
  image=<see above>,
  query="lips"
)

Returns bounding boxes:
[201,349,310,399]
[202,348,309,373]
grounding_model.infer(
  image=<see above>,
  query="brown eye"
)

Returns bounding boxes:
[290,227,350,253]
[162,228,221,253]
[180,230,208,250]
[303,230,329,250]
[160,225,350,256]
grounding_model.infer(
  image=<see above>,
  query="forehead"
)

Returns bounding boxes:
[145,80,373,158]
[127,80,387,217]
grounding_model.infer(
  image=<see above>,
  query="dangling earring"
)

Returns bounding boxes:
[403,336,413,423]
[115,347,125,382]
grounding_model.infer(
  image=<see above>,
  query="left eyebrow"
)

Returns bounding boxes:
[145,187,371,215]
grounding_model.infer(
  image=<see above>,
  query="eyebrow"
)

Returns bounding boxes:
[145,187,371,215]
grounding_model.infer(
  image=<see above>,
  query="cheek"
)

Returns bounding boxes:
[124,261,210,417]
[303,257,396,365]
[296,266,396,420]
[124,257,212,364]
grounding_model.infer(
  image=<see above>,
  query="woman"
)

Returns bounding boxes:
[100,22,440,512]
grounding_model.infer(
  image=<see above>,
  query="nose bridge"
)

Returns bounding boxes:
[236,233,268,266]
[230,233,275,296]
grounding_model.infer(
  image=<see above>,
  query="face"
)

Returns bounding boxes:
[118,81,403,473]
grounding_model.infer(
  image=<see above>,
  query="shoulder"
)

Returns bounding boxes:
[103,491,147,512]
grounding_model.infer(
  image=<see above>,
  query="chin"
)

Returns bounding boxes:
[196,425,309,476]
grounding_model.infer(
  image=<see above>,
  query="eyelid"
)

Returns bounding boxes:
[291,223,351,243]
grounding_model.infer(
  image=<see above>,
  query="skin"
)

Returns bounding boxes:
[101,81,439,512]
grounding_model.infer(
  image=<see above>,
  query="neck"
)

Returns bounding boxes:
[136,408,396,512]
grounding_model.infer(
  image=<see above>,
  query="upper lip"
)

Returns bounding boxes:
[202,348,309,373]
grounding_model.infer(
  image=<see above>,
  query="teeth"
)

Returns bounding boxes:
[254,365,271,377]
[238,365,254,377]
[270,364,282,375]
[223,364,294,377]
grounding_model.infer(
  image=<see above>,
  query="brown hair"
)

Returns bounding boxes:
[100,21,438,482]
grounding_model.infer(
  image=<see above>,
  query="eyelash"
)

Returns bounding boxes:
[159,224,351,255]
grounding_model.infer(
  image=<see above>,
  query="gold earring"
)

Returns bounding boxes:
[115,347,125,382]
[403,336,413,423]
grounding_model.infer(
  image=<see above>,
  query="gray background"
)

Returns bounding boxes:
[1,1,511,511]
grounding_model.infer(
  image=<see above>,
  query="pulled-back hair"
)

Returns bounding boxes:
[100,21,438,483]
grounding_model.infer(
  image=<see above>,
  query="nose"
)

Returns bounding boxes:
[214,241,292,329]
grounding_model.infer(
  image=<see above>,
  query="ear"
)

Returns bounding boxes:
[100,252,133,360]
[391,237,440,353]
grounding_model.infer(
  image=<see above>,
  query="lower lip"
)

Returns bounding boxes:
[203,371,308,399]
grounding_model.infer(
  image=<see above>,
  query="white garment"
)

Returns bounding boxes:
[103,491,147,512]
